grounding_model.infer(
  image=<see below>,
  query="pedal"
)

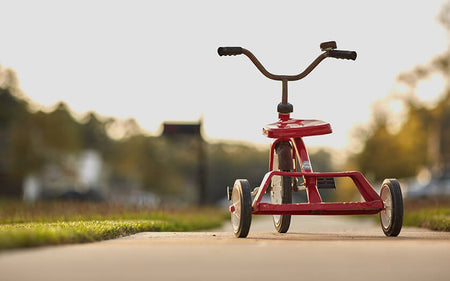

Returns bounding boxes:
[317,177,336,189]
[295,184,306,191]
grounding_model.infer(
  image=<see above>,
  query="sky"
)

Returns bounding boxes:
[0,0,448,150]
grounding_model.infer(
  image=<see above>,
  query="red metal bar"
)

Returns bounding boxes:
[252,170,383,214]
[253,201,384,215]
[348,172,381,202]
[268,138,290,171]
[252,171,274,207]
[292,138,322,203]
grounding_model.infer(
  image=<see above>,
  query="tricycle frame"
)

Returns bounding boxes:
[251,120,384,217]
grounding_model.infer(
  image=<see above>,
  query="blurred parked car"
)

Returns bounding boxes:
[407,174,450,198]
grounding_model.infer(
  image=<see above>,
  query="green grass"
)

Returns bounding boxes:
[0,200,228,250]
[403,198,450,232]
[403,207,450,232]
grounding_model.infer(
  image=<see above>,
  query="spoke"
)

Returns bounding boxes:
[230,187,241,232]
[380,186,393,228]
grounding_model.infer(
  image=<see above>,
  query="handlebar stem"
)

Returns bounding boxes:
[282,80,288,104]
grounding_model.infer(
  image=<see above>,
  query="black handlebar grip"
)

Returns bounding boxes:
[328,50,357,60]
[218,47,243,56]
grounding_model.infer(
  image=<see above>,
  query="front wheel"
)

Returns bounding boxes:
[271,141,292,233]
[230,179,252,238]
[379,179,403,237]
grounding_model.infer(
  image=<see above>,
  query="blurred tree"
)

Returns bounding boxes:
[206,142,268,203]
[355,107,430,182]
[430,90,450,174]
[9,114,44,179]
[0,69,29,196]
[80,112,112,152]
[353,1,450,181]
[309,148,335,172]
[396,1,450,177]
[0,68,28,129]
[38,102,82,153]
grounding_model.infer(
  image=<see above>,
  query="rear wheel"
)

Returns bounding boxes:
[380,179,403,237]
[271,141,293,233]
[230,179,252,238]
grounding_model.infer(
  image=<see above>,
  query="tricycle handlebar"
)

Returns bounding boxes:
[218,47,243,56]
[328,50,357,60]
[217,41,357,82]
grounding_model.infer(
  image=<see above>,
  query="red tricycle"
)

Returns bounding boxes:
[218,41,403,238]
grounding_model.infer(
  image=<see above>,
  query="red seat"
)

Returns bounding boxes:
[263,119,332,139]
